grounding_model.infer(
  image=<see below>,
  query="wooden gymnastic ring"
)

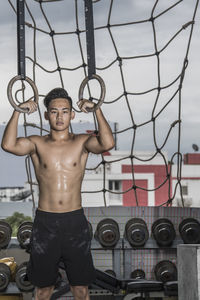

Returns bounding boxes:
[7,75,39,113]
[78,74,106,112]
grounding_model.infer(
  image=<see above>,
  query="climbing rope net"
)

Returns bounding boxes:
[7,0,199,212]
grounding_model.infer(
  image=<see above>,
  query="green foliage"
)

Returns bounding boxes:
[5,212,32,237]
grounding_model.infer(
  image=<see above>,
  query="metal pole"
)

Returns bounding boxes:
[17,0,26,80]
[84,0,96,79]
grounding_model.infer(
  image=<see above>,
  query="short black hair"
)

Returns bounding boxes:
[44,88,72,110]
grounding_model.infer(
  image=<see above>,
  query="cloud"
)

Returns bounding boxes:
[0,0,199,146]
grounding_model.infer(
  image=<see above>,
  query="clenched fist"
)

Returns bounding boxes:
[19,100,38,114]
[77,99,95,113]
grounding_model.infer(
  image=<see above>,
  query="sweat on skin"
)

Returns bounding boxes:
[1,90,115,300]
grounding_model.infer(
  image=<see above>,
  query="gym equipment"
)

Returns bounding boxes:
[154,260,177,283]
[15,262,34,292]
[7,0,38,113]
[17,221,33,249]
[0,221,12,249]
[94,218,120,248]
[179,218,200,244]
[0,263,11,292]
[152,218,176,247]
[126,280,163,293]
[78,74,106,112]
[105,269,116,277]
[0,257,17,282]
[130,269,146,280]
[124,218,149,247]
[94,269,120,293]
[164,281,178,297]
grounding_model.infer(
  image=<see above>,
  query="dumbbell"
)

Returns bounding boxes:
[152,218,176,247]
[179,218,200,244]
[15,262,34,292]
[124,218,149,247]
[154,260,177,283]
[130,269,146,280]
[94,218,120,248]
[105,269,116,277]
[17,221,33,249]
[0,263,11,291]
[0,220,12,249]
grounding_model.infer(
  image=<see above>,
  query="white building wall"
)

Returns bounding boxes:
[83,172,156,207]
[104,151,168,171]
[81,175,104,207]
[172,165,200,207]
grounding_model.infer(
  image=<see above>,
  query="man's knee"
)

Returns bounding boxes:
[35,286,54,300]
[70,285,89,299]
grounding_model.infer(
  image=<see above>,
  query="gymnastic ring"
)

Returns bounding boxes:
[7,75,39,113]
[78,74,106,112]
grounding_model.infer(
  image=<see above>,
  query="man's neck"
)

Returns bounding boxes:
[49,129,71,142]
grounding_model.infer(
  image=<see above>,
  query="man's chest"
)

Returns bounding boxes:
[33,140,87,170]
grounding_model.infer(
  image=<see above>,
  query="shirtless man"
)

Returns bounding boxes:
[1,88,115,300]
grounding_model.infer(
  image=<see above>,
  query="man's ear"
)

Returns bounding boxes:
[44,111,49,120]
[71,111,75,120]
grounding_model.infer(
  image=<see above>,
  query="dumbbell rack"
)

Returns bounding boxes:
[0,238,32,299]
[88,239,176,300]
[1,205,200,300]
[123,236,181,279]
[84,206,200,300]
[0,238,178,300]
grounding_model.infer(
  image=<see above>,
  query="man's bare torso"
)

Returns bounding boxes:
[1,96,114,214]
[30,133,89,212]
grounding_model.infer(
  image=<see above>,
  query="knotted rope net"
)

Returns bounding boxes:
[7,0,199,211]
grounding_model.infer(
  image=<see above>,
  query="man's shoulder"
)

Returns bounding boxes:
[72,133,92,151]
[72,133,91,140]
[28,134,48,143]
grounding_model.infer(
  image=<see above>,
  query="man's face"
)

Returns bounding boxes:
[45,98,75,131]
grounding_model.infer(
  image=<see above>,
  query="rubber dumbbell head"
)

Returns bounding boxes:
[179,218,200,244]
[130,269,146,280]
[125,218,149,247]
[17,221,33,249]
[95,218,120,248]
[0,263,11,292]
[154,260,177,283]
[0,221,12,249]
[15,262,34,292]
[152,218,176,247]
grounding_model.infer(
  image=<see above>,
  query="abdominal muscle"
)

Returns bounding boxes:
[36,168,84,213]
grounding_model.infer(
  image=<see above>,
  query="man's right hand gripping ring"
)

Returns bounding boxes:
[7,75,39,113]
[78,74,106,112]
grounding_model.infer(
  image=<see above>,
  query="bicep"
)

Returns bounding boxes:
[84,136,104,154]
[12,137,36,156]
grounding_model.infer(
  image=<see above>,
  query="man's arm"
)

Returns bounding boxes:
[1,101,37,156]
[77,100,115,154]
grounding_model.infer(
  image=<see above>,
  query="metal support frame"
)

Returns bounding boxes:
[84,0,96,78]
[17,0,26,79]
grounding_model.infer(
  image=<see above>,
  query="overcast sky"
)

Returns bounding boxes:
[0,0,200,160]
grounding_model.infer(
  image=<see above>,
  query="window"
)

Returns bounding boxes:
[181,185,188,196]
[109,180,121,191]
[108,180,122,201]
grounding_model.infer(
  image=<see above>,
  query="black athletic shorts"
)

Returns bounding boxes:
[27,208,96,288]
